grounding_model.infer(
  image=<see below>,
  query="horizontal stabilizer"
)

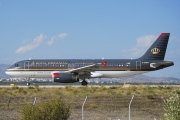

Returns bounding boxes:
[150,61,174,68]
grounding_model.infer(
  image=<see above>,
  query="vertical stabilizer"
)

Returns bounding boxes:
[139,33,170,60]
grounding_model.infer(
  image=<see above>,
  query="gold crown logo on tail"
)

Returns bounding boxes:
[151,48,160,54]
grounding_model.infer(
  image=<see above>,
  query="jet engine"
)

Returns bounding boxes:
[52,72,79,83]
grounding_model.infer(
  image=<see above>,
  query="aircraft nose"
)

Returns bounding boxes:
[5,69,10,75]
[5,68,12,76]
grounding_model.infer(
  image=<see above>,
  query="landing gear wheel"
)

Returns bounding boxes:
[81,80,88,86]
[26,82,30,86]
[26,78,30,86]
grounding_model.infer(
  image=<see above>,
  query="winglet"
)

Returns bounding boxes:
[102,61,107,67]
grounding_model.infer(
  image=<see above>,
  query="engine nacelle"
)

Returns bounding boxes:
[52,72,79,83]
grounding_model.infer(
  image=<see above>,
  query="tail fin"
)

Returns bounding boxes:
[139,33,170,60]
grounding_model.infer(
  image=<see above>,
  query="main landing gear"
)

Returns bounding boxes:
[26,78,30,86]
[81,80,88,86]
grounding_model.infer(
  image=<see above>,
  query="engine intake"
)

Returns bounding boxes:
[52,72,79,83]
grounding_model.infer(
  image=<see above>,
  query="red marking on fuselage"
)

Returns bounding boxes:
[102,61,108,67]
[53,72,60,77]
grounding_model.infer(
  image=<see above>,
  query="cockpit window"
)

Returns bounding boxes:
[13,64,19,67]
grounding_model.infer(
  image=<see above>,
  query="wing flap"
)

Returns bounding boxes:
[68,63,101,73]
[67,61,107,76]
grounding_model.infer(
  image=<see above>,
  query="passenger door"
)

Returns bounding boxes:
[136,61,141,70]
[24,61,30,71]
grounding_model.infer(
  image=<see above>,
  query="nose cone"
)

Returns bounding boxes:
[5,68,11,76]
[5,66,15,76]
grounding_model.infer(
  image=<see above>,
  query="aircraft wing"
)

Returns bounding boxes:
[150,61,174,68]
[67,61,107,76]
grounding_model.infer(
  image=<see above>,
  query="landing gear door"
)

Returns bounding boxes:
[136,61,141,70]
[24,61,30,71]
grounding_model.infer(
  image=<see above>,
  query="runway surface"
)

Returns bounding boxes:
[0,85,180,88]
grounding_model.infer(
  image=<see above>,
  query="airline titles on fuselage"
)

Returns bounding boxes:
[31,61,95,65]
[31,61,68,65]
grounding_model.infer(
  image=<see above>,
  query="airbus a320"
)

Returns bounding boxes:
[6,33,174,86]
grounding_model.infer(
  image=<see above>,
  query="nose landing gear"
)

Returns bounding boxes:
[26,78,30,86]
[26,82,30,86]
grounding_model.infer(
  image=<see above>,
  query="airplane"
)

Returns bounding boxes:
[6,33,174,86]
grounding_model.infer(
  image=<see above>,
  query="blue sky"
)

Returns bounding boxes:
[0,0,180,78]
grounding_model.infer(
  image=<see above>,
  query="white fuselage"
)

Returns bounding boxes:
[5,70,148,78]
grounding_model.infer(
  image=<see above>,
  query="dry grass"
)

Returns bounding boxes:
[0,85,180,120]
